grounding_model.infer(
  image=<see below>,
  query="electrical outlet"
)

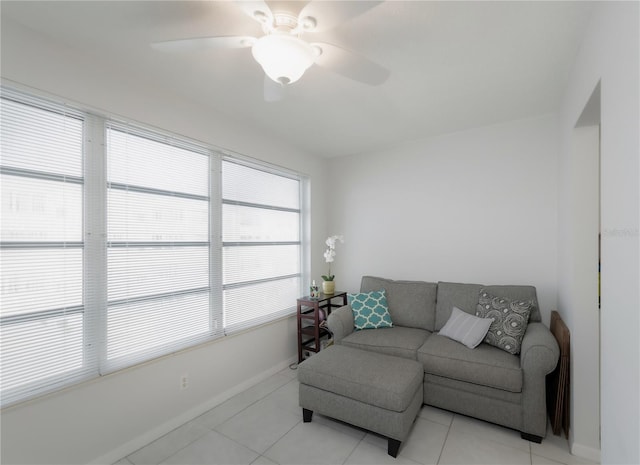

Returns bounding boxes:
[180,374,189,390]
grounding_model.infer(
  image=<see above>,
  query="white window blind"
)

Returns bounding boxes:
[0,87,308,407]
[105,125,218,372]
[0,94,95,406]
[222,160,302,332]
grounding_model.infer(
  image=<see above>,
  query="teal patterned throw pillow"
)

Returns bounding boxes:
[348,290,393,330]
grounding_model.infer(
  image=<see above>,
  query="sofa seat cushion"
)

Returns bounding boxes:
[417,334,522,393]
[342,326,431,360]
[298,345,423,412]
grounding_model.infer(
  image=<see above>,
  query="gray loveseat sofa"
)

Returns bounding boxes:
[326,276,559,442]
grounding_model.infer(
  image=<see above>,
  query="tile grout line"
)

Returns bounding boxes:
[531,437,534,465]
[132,376,294,464]
[253,416,304,460]
[126,421,211,465]
[144,428,210,465]
[207,375,293,430]
[436,414,455,464]
[211,400,303,457]
[341,434,364,465]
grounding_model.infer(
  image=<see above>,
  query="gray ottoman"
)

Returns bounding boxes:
[298,345,423,457]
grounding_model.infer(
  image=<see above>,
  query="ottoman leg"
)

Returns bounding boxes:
[303,408,313,422]
[388,438,401,458]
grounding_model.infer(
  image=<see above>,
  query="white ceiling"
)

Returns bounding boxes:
[1,1,593,158]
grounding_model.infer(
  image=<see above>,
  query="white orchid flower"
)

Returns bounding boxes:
[325,235,344,249]
[322,234,343,281]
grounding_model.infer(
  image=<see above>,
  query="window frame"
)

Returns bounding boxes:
[0,86,310,407]
[220,157,306,333]
[102,122,219,373]
[0,91,95,406]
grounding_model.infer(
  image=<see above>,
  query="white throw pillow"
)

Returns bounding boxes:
[439,306,492,349]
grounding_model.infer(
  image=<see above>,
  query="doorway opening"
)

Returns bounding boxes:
[569,81,601,453]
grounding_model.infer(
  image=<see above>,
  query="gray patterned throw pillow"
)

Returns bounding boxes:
[476,289,532,355]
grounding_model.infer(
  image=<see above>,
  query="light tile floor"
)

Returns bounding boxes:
[114,368,598,465]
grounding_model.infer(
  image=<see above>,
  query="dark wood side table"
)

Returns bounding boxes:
[297,291,348,363]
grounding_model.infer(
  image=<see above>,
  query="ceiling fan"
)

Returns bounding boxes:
[151,1,390,101]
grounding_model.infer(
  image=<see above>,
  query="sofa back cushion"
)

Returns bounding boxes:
[435,282,541,331]
[360,276,437,331]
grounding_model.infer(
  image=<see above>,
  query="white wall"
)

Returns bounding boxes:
[327,114,559,325]
[558,2,639,464]
[0,20,329,465]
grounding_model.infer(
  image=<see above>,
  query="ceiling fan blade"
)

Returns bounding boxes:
[151,36,256,52]
[298,1,382,33]
[312,42,390,86]
[234,0,273,26]
[264,75,286,102]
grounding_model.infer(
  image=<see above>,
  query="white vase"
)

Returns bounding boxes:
[322,280,335,295]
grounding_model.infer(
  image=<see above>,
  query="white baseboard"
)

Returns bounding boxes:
[570,439,601,463]
[91,357,296,465]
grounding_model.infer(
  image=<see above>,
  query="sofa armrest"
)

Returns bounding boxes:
[519,321,560,438]
[327,305,354,344]
[520,322,559,374]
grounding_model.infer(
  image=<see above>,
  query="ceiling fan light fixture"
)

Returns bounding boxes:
[252,34,315,85]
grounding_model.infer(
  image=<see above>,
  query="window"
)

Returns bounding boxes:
[104,126,218,372]
[222,160,303,332]
[0,88,307,407]
[0,95,94,406]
